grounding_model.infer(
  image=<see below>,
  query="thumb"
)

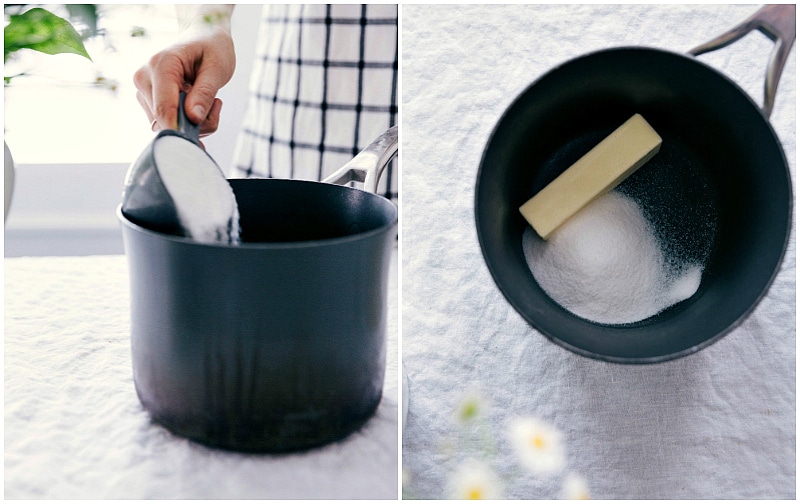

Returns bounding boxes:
[184,76,222,125]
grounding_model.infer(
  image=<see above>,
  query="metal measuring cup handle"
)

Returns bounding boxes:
[322,125,398,194]
[177,91,202,144]
[689,4,796,118]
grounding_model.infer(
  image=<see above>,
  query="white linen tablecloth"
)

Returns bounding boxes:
[4,251,398,499]
[401,4,795,499]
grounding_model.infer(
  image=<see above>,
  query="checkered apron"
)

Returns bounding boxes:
[232,4,398,203]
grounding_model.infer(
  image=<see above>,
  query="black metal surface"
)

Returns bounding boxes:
[475,47,792,363]
[119,178,397,451]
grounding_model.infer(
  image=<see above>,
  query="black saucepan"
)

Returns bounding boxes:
[119,128,397,452]
[475,6,794,363]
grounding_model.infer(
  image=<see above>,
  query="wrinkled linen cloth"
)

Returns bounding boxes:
[4,253,398,499]
[401,4,795,500]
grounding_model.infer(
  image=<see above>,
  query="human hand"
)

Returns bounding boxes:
[134,6,235,137]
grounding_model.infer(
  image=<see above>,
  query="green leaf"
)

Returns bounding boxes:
[4,7,92,63]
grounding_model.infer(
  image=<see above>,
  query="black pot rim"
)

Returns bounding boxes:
[118,178,398,251]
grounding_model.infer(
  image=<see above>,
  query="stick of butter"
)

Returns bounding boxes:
[519,113,662,239]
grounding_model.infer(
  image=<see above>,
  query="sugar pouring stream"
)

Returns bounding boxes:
[121,91,239,244]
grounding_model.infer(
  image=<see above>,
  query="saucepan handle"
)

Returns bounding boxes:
[322,125,398,194]
[688,4,796,118]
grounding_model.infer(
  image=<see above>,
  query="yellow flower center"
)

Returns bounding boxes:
[467,487,483,500]
[531,434,546,450]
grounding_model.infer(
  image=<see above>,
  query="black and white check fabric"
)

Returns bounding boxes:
[232,4,398,202]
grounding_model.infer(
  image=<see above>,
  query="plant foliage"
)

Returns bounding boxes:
[4,7,92,63]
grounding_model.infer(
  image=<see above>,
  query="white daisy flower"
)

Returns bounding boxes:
[562,473,591,500]
[446,458,504,500]
[507,416,566,475]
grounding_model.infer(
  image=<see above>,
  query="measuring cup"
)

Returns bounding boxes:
[121,91,233,239]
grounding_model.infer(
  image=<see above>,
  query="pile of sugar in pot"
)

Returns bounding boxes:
[522,190,705,325]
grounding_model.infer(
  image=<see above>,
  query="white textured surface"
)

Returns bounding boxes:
[401,4,795,499]
[5,253,398,499]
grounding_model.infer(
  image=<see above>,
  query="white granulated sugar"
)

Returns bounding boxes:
[153,136,241,244]
[522,190,701,324]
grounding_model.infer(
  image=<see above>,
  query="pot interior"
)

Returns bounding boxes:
[476,48,792,362]
[230,178,397,243]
